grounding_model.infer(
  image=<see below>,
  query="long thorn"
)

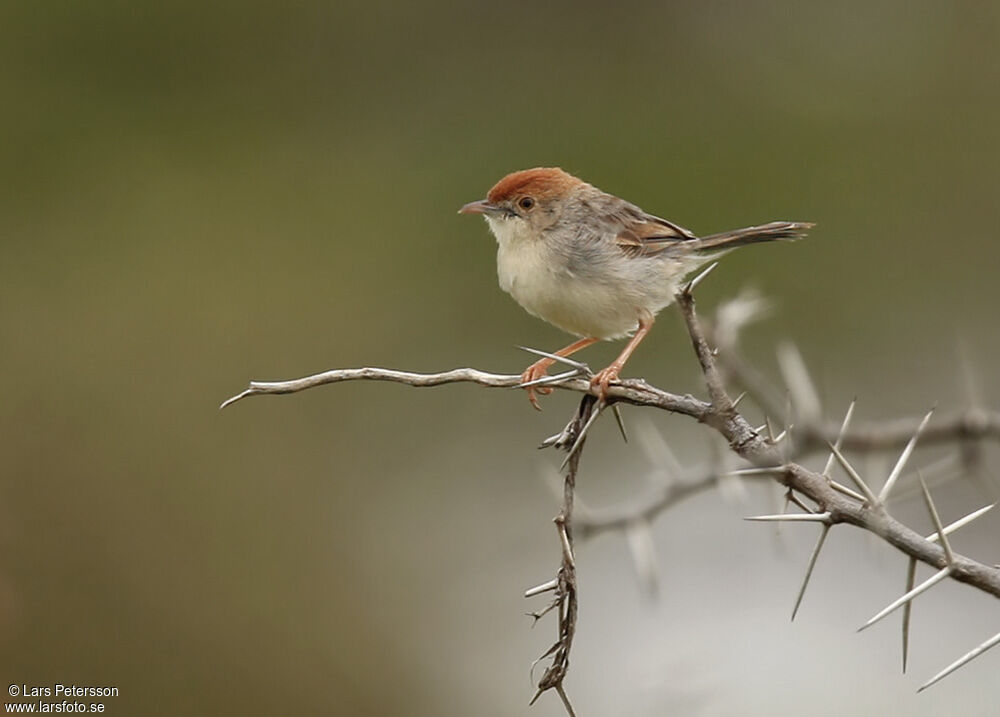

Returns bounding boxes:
[557,521,575,568]
[539,433,562,449]
[879,408,934,503]
[827,442,879,504]
[858,566,952,632]
[745,512,832,523]
[792,523,830,621]
[524,579,559,598]
[611,404,628,443]
[528,601,559,624]
[517,346,591,372]
[928,503,995,543]
[919,476,954,564]
[685,261,719,293]
[823,399,857,477]
[555,684,577,717]
[918,631,1000,692]
[829,480,866,503]
[785,491,815,514]
[902,558,916,673]
[518,370,581,389]
[765,415,777,442]
[724,466,786,477]
[530,642,561,675]
[559,406,601,471]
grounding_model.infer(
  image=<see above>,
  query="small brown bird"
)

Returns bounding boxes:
[460,167,812,409]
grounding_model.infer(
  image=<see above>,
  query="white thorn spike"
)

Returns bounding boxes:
[919,476,954,565]
[829,480,866,503]
[611,404,628,443]
[724,466,786,477]
[926,503,995,543]
[823,399,857,478]
[518,370,581,389]
[879,408,934,503]
[827,442,879,505]
[765,415,777,442]
[560,406,602,470]
[686,261,719,293]
[792,524,830,621]
[902,558,916,673]
[517,346,590,372]
[539,433,562,449]
[918,631,1000,692]
[524,579,559,598]
[558,524,575,569]
[745,512,832,523]
[858,566,952,632]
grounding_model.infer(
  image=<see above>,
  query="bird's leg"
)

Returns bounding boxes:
[521,337,599,410]
[591,317,654,402]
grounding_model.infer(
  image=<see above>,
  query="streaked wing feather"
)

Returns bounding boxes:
[614,211,697,257]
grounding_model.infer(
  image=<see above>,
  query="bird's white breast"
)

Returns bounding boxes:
[486,215,643,340]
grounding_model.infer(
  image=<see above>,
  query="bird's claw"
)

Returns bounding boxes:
[590,365,621,404]
[521,361,554,411]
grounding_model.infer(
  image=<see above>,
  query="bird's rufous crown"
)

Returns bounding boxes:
[486,167,582,204]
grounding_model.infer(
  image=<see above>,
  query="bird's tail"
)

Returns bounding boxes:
[693,221,814,252]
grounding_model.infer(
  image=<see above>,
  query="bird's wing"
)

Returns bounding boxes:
[612,208,698,257]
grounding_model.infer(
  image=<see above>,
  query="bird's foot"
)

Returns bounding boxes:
[590,364,622,403]
[520,359,555,411]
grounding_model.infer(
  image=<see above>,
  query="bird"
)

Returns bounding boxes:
[459,167,812,409]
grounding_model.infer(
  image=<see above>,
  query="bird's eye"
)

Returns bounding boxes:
[518,196,535,210]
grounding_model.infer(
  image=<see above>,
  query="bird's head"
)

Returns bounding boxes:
[459,167,583,243]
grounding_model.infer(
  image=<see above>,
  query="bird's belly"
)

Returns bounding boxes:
[498,244,641,339]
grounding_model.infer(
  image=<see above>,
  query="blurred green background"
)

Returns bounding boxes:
[2,1,999,715]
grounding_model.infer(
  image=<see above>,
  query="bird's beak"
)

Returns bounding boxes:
[458,199,499,215]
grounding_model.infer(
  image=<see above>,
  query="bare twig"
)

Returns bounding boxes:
[221,371,1000,454]
[221,365,712,420]
[220,366,1000,603]
[676,282,736,417]
[526,394,597,713]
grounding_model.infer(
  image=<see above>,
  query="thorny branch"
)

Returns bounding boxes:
[523,395,599,716]
[222,286,1000,711]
